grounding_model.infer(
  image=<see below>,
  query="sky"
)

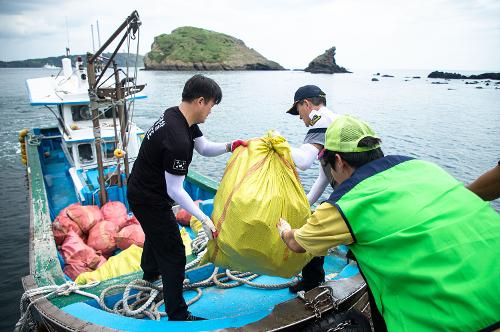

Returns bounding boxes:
[1,0,500,71]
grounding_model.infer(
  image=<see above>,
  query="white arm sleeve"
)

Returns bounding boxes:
[291,144,320,171]
[194,136,228,157]
[307,166,330,205]
[165,172,208,221]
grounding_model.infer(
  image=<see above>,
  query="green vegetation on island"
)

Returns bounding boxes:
[145,27,283,71]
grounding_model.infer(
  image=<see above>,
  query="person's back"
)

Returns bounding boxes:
[327,155,500,330]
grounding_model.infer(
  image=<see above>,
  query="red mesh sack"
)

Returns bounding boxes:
[125,215,140,226]
[101,201,128,229]
[175,200,202,226]
[115,223,145,250]
[61,231,105,280]
[87,220,119,257]
[52,208,83,245]
[66,203,103,233]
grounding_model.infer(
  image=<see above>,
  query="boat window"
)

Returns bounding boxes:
[102,141,116,160]
[71,105,92,121]
[78,144,94,164]
[71,104,117,121]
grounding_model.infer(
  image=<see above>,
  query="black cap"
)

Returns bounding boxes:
[286,85,326,115]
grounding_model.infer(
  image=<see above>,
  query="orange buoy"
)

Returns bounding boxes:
[114,148,125,159]
[19,129,29,166]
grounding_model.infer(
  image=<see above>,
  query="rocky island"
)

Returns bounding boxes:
[304,47,350,74]
[144,27,284,71]
[428,71,500,80]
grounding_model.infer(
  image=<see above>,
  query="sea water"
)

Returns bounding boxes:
[0,68,499,329]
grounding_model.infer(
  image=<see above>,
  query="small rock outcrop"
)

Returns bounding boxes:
[304,47,350,74]
[144,27,284,71]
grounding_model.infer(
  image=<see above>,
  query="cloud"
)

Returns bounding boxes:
[0,15,58,38]
[0,0,499,70]
[0,0,60,15]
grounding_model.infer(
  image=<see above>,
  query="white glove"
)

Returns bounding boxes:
[201,217,217,240]
[277,218,291,240]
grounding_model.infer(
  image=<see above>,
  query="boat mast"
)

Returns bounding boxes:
[113,61,130,184]
[65,16,70,56]
[96,20,101,48]
[91,24,96,53]
[85,10,141,205]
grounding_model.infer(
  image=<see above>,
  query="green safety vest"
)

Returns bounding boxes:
[327,156,500,331]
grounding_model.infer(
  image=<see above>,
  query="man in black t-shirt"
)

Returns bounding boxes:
[127,74,246,321]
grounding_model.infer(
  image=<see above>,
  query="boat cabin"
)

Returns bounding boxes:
[26,58,146,208]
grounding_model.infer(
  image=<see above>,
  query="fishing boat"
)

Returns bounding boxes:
[18,11,370,332]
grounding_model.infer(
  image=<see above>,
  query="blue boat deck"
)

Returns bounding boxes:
[34,127,76,219]
[61,256,358,331]
[43,157,77,219]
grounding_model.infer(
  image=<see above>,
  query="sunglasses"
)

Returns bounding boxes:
[318,148,327,165]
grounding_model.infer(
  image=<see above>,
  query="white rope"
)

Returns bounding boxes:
[225,270,298,289]
[15,281,100,332]
[27,134,42,146]
[94,231,299,320]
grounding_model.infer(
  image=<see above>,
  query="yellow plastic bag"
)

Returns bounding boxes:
[75,244,143,285]
[190,215,203,235]
[202,132,313,278]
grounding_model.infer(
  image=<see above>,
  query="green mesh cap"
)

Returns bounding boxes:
[325,115,380,152]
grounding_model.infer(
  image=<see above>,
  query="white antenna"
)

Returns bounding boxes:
[65,16,71,56]
[91,24,96,53]
[96,20,101,48]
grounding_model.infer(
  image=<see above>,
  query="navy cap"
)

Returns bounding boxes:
[286,85,326,115]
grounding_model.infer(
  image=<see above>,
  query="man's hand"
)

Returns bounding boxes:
[230,139,248,152]
[201,217,217,240]
[277,218,291,240]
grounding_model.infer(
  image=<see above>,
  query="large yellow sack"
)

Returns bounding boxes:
[75,244,143,284]
[202,132,313,278]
